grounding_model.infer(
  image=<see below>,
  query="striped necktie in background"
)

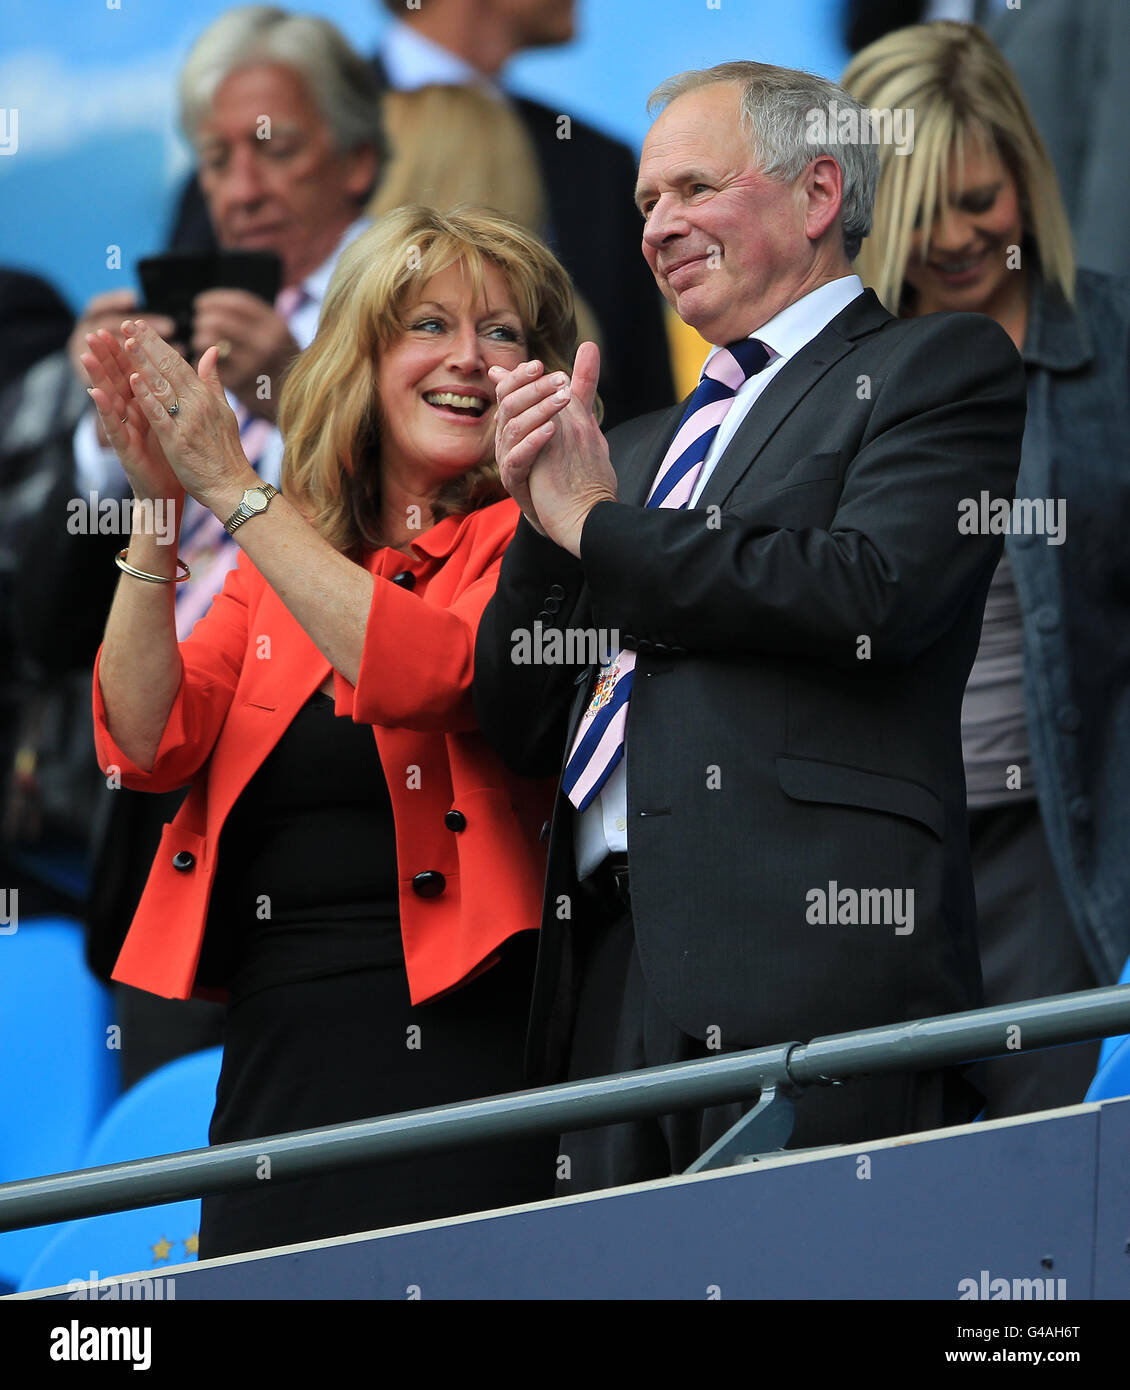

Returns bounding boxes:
[174,285,309,639]
[562,336,771,812]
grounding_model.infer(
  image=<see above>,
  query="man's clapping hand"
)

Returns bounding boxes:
[489,341,617,557]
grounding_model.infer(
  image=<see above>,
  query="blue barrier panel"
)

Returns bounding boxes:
[1094,1097,1130,1300]
[19,1096,1126,1301]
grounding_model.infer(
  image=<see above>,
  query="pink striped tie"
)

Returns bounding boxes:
[562,337,771,812]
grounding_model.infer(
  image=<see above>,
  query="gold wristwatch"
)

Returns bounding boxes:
[223,483,279,535]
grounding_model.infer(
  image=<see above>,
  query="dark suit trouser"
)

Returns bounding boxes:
[971,799,1100,1120]
[555,906,984,1196]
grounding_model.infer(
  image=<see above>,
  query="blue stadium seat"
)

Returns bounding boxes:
[1098,954,1130,1069]
[17,1046,223,1294]
[0,917,118,1292]
[1086,1036,1130,1104]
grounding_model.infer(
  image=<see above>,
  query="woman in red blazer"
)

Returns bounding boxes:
[82,206,580,1258]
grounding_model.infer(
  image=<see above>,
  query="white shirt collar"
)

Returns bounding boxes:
[702,273,864,374]
[382,20,500,95]
[297,217,370,308]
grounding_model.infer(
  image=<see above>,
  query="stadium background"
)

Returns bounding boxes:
[0,0,847,312]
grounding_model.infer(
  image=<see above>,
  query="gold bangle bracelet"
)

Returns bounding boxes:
[115,549,191,584]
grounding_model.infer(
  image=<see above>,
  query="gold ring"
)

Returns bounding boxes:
[216,339,232,361]
[167,399,180,417]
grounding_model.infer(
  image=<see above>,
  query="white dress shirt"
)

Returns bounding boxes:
[574,273,865,880]
[381,21,501,96]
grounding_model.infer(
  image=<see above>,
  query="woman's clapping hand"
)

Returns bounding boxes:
[87,318,255,515]
[83,328,184,507]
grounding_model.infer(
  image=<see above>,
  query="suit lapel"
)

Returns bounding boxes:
[208,568,339,826]
[252,582,333,708]
[615,403,687,508]
[695,288,892,508]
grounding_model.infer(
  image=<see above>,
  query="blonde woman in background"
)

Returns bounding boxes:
[369,80,698,402]
[844,22,1130,1117]
[371,84,543,232]
[369,84,604,355]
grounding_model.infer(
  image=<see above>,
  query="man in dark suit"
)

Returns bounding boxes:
[170,0,673,429]
[473,61,1027,1192]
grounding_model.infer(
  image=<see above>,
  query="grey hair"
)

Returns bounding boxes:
[648,61,878,261]
[179,5,387,193]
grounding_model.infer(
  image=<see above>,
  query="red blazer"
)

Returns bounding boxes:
[92,499,554,1005]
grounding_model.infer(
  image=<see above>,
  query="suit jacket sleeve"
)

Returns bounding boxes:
[578,312,1026,668]
[473,516,588,778]
[334,502,521,734]
[92,551,253,792]
[0,270,73,396]
[1072,4,1130,278]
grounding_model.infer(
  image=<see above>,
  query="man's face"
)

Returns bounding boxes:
[196,63,377,286]
[636,82,816,346]
[488,0,575,49]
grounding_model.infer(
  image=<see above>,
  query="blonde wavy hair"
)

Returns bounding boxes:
[841,22,1075,313]
[370,85,544,233]
[279,204,581,557]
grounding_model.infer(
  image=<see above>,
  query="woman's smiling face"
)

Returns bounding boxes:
[375,260,528,492]
[903,140,1026,312]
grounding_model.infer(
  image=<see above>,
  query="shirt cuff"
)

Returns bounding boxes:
[74,409,131,497]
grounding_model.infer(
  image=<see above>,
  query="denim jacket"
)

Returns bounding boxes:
[1009,265,1130,981]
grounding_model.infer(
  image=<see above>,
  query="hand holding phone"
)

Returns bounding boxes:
[190,287,301,422]
[137,250,282,346]
[138,250,290,418]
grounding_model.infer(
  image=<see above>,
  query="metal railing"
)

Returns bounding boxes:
[1,983,1128,1234]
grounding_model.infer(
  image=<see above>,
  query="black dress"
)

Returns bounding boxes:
[196,691,553,1260]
